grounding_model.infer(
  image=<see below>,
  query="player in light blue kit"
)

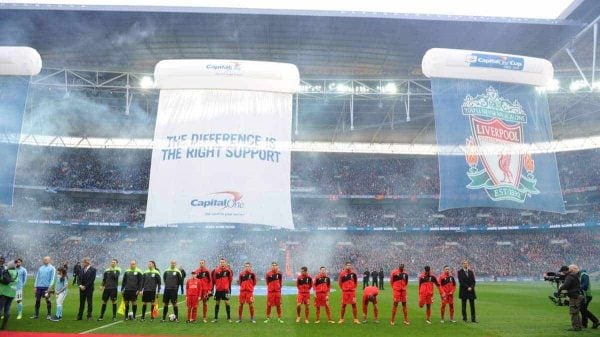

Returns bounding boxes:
[15,258,27,320]
[32,256,56,319]
[50,267,68,322]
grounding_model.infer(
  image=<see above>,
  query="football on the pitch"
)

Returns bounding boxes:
[127,312,134,320]
[168,313,176,321]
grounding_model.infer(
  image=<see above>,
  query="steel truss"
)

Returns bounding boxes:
[21,65,600,153]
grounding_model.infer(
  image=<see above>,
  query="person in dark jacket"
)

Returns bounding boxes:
[457,259,477,323]
[378,268,384,290]
[362,270,369,289]
[77,258,96,320]
[559,264,584,331]
[371,269,378,288]
[73,262,82,286]
[579,268,599,329]
[179,267,187,295]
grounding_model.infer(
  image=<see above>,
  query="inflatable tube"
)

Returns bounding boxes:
[0,47,42,76]
[422,48,553,86]
[154,59,299,93]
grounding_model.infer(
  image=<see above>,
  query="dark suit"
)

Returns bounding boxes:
[363,270,369,289]
[77,266,97,319]
[371,270,378,288]
[179,268,186,294]
[73,263,81,285]
[457,268,476,322]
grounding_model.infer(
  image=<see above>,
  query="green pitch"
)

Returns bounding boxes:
[6,281,597,336]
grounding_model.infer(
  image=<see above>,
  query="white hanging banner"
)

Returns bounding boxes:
[145,60,299,228]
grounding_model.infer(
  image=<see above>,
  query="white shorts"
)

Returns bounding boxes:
[16,290,23,301]
[56,291,67,306]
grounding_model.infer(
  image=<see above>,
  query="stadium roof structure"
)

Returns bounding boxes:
[2,1,600,151]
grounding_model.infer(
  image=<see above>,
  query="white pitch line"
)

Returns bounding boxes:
[79,299,187,334]
[79,320,123,334]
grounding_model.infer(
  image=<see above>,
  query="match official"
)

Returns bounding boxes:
[122,260,143,320]
[98,259,120,321]
[140,260,161,322]
[162,260,183,323]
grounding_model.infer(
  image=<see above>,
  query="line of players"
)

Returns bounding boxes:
[96,257,458,325]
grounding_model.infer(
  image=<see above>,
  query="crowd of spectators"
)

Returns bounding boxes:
[13,146,600,195]
[1,196,144,224]
[0,224,598,279]
[4,146,598,227]
[290,202,597,228]
[288,229,600,278]
[15,146,151,191]
[1,194,598,229]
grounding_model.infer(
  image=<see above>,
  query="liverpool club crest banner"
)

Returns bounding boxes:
[431,79,565,213]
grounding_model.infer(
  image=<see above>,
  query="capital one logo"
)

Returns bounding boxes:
[190,191,245,209]
[205,62,242,74]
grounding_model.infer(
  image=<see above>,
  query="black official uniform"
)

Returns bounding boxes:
[163,268,183,304]
[101,267,121,302]
[140,268,161,320]
[99,266,120,320]
[162,267,183,322]
[142,269,162,303]
[122,268,143,302]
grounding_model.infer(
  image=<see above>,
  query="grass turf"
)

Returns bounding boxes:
[5,281,598,336]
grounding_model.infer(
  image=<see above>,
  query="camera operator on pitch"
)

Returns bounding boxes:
[545,266,568,306]
[557,264,584,332]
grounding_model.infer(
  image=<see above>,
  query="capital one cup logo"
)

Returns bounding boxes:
[461,87,539,203]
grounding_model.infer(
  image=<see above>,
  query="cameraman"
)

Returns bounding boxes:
[558,264,583,331]
[580,268,599,329]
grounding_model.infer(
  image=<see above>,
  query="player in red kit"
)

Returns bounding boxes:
[418,265,441,324]
[211,258,233,323]
[390,263,409,326]
[314,266,335,324]
[185,271,200,323]
[193,259,212,323]
[296,266,313,324]
[237,262,257,323]
[362,285,380,323]
[338,261,360,324]
[439,265,457,323]
[264,262,284,323]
